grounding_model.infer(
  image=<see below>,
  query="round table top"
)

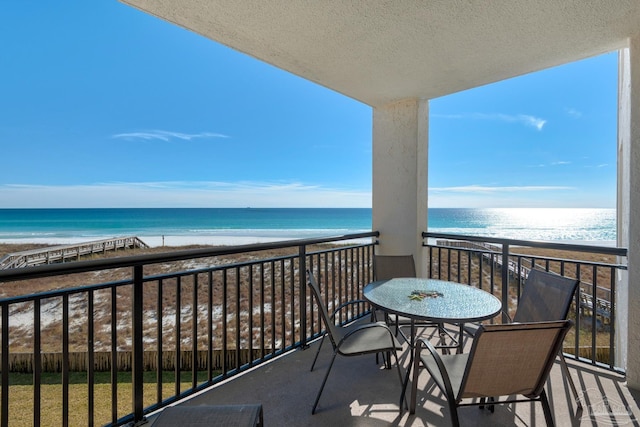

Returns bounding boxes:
[363,277,502,323]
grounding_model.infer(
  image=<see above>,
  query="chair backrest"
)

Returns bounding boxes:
[306,270,343,348]
[459,320,572,400]
[513,268,580,323]
[373,254,416,280]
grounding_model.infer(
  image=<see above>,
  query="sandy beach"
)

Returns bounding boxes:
[0,234,290,250]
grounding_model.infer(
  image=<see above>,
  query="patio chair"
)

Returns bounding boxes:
[375,255,457,352]
[373,254,418,337]
[374,254,417,281]
[307,270,405,414]
[462,267,581,409]
[310,277,379,372]
[412,320,573,426]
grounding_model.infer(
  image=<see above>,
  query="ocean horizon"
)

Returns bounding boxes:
[0,207,616,247]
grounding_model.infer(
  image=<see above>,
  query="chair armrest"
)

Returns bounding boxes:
[330,299,369,321]
[414,338,457,404]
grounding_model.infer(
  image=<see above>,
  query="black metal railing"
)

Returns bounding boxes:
[0,232,377,427]
[423,231,627,371]
[0,230,629,426]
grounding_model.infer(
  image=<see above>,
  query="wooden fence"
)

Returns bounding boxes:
[564,346,611,364]
[5,346,611,373]
[2,349,266,373]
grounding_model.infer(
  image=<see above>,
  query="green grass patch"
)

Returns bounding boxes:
[6,371,218,427]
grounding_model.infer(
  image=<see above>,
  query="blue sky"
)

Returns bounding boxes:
[0,2,618,209]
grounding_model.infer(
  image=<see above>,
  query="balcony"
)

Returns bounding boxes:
[146,323,638,426]
[0,232,635,426]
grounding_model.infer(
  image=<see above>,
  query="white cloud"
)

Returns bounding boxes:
[0,182,371,208]
[112,130,229,142]
[433,112,547,130]
[565,108,583,118]
[528,161,572,167]
[517,115,546,131]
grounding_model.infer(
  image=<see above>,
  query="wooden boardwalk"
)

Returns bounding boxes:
[0,236,149,269]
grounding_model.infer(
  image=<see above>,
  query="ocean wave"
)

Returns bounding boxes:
[180,228,369,237]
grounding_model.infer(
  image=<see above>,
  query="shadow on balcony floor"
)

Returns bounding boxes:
[148,324,640,426]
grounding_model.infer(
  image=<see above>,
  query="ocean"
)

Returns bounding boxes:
[0,208,616,247]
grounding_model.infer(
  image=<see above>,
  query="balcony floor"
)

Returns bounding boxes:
[149,324,640,426]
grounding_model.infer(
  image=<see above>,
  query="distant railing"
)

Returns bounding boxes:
[0,232,378,427]
[423,231,627,371]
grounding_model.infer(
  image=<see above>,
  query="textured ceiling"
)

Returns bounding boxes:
[120,0,640,107]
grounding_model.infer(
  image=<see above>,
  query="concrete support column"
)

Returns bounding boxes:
[618,38,640,388]
[372,98,429,277]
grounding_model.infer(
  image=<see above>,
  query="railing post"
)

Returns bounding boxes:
[132,265,145,424]
[501,243,510,323]
[1,303,8,427]
[299,245,308,349]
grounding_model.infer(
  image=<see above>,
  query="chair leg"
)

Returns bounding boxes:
[559,352,583,410]
[457,323,464,354]
[437,323,450,355]
[312,351,338,414]
[478,397,494,412]
[450,405,461,427]
[373,311,381,365]
[310,334,326,371]
[540,389,556,427]
[390,348,407,410]
[395,317,400,337]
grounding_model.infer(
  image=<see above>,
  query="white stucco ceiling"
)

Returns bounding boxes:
[120,0,640,107]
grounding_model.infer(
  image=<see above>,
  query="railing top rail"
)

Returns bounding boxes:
[423,231,627,258]
[0,231,379,283]
[430,240,627,270]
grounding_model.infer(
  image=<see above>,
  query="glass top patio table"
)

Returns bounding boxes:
[364,277,502,413]
[363,277,502,324]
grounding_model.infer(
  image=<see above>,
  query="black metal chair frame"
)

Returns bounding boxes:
[413,320,574,426]
[463,267,582,409]
[307,270,405,414]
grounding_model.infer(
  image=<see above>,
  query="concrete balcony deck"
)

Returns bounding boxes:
[149,325,640,426]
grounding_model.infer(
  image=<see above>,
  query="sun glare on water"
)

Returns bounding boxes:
[493,208,581,228]
[480,208,615,243]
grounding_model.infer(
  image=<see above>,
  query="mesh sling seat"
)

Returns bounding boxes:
[412,320,573,427]
[306,270,405,414]
[462,267,581,409]
[374,254,417,282]
[310,277,380,372]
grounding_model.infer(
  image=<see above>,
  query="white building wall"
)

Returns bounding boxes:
[372,99,429,276]
[619,38,640,389]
